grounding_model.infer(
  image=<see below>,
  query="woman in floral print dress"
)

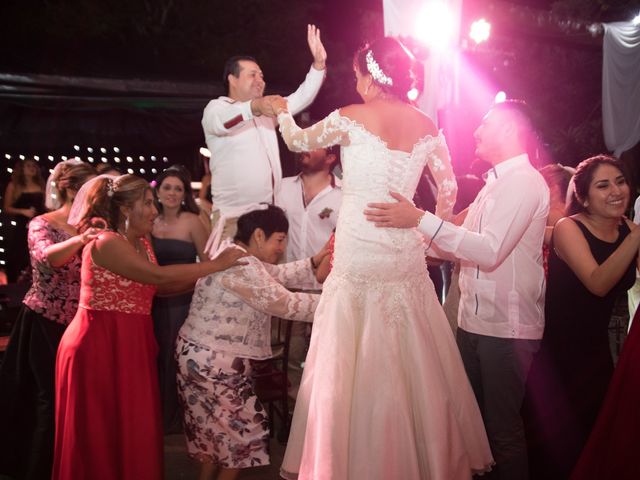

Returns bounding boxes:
[176,205,325,480]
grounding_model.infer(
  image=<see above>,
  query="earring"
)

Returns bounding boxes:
[124,216,130,233]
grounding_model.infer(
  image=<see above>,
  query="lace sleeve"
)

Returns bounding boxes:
[277,109,350,152]
[219,259,319,323]
[426,133,458,221]
[262,258,315,289]
[27,217,54,267]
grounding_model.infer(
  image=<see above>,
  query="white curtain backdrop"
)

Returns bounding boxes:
[602,21,640,157]
[382,0,462,123]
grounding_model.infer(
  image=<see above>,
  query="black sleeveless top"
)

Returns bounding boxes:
[544,218,636,354]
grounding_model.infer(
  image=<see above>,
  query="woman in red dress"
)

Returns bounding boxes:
[52,175,246,480]
[571,306,640,480]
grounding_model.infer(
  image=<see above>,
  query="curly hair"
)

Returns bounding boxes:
[77,175,150,233]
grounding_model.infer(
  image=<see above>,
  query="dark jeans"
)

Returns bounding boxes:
[457,328,540,480]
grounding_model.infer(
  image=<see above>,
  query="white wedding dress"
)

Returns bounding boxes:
[277,110,493,480]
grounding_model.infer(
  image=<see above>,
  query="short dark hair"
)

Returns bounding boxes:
[223,55,258,95]
[567,154,628,215]
[234,205,289,244]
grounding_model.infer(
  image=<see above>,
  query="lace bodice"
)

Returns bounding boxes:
[179,244,320,360]
[79,234,157,314]
[278,110,457,283]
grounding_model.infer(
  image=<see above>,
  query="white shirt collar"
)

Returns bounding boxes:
[483,154,530,183]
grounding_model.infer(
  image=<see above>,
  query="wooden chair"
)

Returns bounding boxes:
[252,317,293,444]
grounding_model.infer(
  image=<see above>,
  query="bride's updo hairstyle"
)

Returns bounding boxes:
[355,37,416,102]
[77,174,151,233]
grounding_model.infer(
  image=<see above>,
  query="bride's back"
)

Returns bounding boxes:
[340,100,438,153]
[330,102,441,282]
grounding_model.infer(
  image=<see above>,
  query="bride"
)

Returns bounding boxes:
[272,37,493,479]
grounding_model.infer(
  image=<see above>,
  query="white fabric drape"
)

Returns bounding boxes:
[602,21,640,157]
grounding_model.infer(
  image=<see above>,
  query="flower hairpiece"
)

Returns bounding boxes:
[106,178,115,197]
[366,50,393,87]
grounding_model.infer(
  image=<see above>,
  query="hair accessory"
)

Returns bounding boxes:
[366,50,393,87]
[106,178,115,197]
[67,174,118,227]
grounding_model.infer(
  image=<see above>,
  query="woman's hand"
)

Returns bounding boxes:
[364,191,424,229]
[79,227,102,245]
[308,24,327,70]
[211,247,249,271]
[311,239,331,270]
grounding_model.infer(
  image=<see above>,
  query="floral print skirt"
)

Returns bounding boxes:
[175,336,270,468]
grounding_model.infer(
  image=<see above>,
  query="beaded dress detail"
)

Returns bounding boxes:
[278,110,493,479]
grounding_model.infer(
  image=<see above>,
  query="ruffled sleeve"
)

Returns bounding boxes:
[278,109,350,152]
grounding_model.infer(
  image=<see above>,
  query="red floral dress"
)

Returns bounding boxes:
[53,233,162,480]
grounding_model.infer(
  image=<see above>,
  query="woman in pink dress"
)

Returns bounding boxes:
[52,175,246,480]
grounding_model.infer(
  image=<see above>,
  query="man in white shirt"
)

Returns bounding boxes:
[277,146,342,265]
[365,101,550,480]
[201,25,327,239]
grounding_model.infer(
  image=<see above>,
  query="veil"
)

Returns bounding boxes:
[67,174,118,227]
[45,157,83,210]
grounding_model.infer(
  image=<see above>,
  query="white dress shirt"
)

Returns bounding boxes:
[277,174,342,262]
[202,66,325,216]
[418,154,550,339]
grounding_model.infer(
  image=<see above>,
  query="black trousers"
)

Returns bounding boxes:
[0,306,66,480]
[457,328,540,480]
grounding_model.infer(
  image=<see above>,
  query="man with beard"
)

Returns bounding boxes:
[277,145,342,277]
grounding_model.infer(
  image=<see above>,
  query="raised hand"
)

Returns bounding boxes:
[307,24,327,70]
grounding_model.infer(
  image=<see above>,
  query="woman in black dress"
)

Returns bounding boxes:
[3,158,46,282]
[523,155,640,479]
